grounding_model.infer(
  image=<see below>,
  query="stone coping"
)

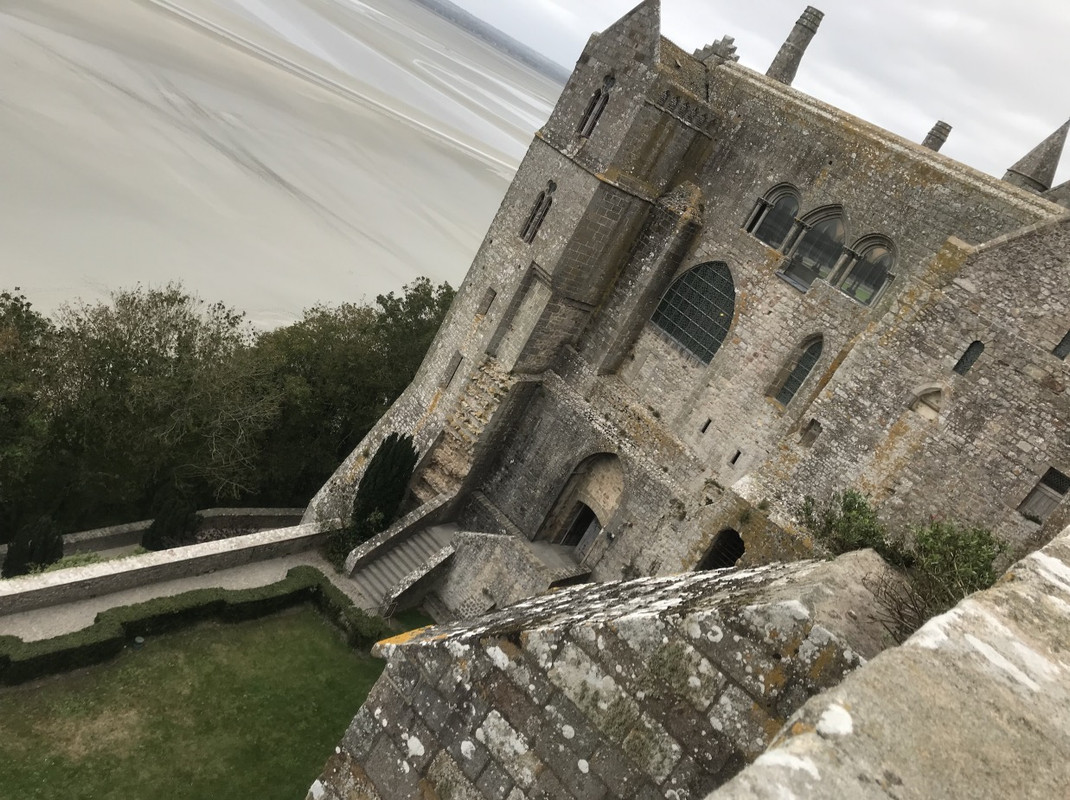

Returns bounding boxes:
[0,521,336,617]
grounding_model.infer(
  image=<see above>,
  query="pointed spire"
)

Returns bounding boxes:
[1003,119,1070,194]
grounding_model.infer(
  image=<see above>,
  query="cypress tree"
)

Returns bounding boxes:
[327,432,418,567]
[2,516,63,577]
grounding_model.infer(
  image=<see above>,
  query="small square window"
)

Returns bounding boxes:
[1019,467,1070,522]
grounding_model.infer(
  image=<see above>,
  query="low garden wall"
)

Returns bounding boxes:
[0,507,307,560]
[0,565,388,685]
[0,521,335,616]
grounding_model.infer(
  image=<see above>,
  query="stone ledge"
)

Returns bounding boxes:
[708,526,1070,800]
[0,521,335,616]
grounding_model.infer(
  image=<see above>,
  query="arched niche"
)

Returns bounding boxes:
[537,453,623,560]
[696,528,745,570]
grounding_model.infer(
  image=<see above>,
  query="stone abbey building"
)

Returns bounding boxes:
[306,0,1070,621]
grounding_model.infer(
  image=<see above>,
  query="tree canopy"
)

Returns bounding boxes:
[0,279,453,545]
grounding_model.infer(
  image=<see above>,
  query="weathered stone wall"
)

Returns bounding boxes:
[744,217,1070,555]
[307,550,896,800]
[709,526,1070,800]
[0,522,330,616]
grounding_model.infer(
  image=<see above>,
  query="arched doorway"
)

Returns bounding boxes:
[697,529,745,570]
[538,453,623,561]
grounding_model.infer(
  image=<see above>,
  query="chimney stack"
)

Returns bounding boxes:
[922,121,952,152]
[767,6,824,86]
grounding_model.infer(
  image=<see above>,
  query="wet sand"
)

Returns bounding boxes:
[0,0,561,326]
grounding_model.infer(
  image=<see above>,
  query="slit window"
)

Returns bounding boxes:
[520,181,555,243]
[442,351,463,388]
[476,287,497,316]
[1054,330,1070,360]
[774,338,824,406]
[578,76,614,138]
[650,261,736,364]
[1019,467,1070,522]
[952,340,984,375]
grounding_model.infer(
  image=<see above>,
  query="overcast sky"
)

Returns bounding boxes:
[449,0,1070,186]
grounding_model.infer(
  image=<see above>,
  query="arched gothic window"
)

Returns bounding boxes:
[578,76,615,138]
[651,262,735,364]
[745,185,800,249]
[774,337,824,405]
[520,181,555,243]
[953,340,984,375]
[782,209,845,290]
[838,239,895,305]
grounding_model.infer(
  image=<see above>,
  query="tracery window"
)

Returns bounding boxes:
[781,209,845,290]
[745,185,800,249]
[578,76,614,138]
[952,340,984,376]
[520,181,555,243]
[774,337,824,405]
[838,240,895,305]
[651,262,735,364]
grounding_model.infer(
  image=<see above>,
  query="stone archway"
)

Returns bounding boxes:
[697,528,745,570]
[537,453,623,560]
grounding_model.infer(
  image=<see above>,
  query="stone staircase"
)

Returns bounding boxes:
[411,358,517,504]
[349,523,458,611]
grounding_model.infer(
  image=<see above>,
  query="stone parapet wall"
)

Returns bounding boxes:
[0,522,332,616]
[709,526,1070,800]
[307,550,895,800]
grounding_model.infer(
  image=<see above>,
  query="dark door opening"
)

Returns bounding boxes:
[697,529,745,570]
[560,503,600,548]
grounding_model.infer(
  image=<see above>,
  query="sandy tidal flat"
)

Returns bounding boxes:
[0,0,562,326]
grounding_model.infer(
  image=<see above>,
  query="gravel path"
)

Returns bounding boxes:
[0,551,373,642]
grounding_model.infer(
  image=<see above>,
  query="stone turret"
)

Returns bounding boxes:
[1003,118,1070,193]
[922,121,952,152]
[766,6,824,85]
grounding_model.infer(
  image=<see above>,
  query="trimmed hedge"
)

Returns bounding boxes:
[0,566,389,685]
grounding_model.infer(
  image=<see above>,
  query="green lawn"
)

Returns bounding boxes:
[0,607,385,799]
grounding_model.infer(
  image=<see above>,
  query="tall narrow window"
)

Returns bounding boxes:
[840,241,895,305]
[782,211,845,290]
[1019,467,1070,522]
[1053,330,1070,360]
[774,337,824,405]
[952,340,984,375]
[650,262,736,364]
[520,181,555,243]
[578,76,614,138]
[750,190,800,250]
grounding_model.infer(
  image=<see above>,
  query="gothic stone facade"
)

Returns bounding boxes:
[306,0,1070,618]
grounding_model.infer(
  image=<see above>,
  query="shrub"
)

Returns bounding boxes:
[800,489,901,564]
[143,486,198,551]
[327,432,418,568]
[800,491,1005,643]
[2,517,63,578]
[868,521,1005,642]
